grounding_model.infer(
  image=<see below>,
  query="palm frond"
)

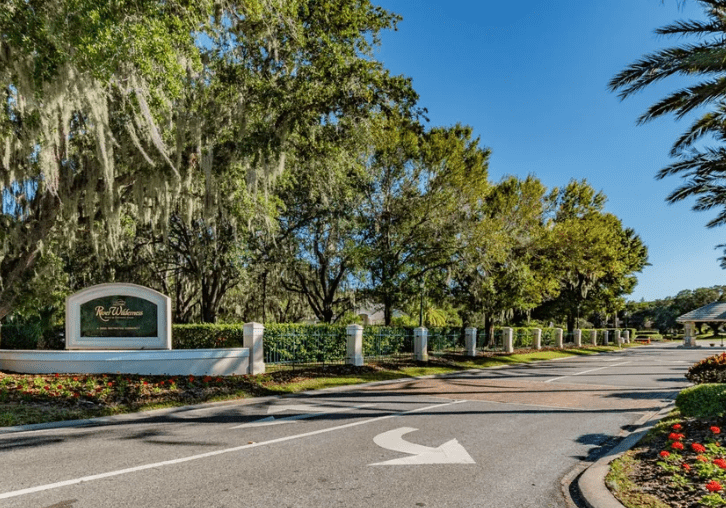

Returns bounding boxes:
[637,77,726,124]
[655,19,725,37]
[671,111,725,154]
[657,146,726,179]
[608,44,726,99]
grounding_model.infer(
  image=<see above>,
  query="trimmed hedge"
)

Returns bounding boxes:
[675,383,726,418]
[263,323,347,364]
[686,353,726,384]
[172,324,244,349]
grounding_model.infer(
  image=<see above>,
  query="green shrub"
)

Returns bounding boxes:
[675,384,726,418]
[264,323,347,364]
[172,324,244,349]
[686,353,726,384]
[0,323,43,349]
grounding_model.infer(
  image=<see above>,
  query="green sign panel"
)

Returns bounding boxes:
[80,296,158,338]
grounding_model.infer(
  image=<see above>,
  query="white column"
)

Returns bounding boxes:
[590,330,597,346]
[574,329,582,347]
[683,322,695,347]
[555,328,563,348]
[414,327,429,362]
[465,327,477,357]
[623,330,630,344]
[346,324,364,366]
[503,327,514,353]
[243,322,265,375]
[603,330,609,346]
[614,329,621,346]
[532,328,542,350]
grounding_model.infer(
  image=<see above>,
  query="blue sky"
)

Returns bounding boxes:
[374,0,721,302]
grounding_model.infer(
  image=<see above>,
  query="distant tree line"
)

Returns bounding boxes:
[625,286,726,336]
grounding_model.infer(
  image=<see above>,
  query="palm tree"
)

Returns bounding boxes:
[609,1,726,226]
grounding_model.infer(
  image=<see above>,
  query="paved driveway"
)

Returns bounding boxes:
[0,343,716,508]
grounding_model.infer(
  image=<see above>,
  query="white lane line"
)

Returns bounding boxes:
[544,362,631,383]
[230,403,378,429]
[0,400,466,500]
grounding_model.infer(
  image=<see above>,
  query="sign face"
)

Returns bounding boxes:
[80,296,158,338]
[66,283,171,350]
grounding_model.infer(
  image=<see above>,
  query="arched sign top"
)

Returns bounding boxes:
[66,283,172,350]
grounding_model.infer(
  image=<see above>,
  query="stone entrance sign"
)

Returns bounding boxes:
[66,283,171,350]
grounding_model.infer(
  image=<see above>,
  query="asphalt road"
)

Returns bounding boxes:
[0,343,718,508]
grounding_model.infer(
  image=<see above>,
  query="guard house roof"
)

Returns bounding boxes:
[676,302,726,322]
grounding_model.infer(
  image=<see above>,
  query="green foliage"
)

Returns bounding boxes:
[172,324,244,349]
[675,384,726,418]
[0,323,64,350]
[537,180,648,331]
[362,326,413,357]
[686,353,726,384]
[264,324,348,364]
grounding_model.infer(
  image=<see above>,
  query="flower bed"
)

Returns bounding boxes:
[608,415,726,507]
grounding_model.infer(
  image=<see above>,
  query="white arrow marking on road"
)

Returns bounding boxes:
[370,427,475,465]
[230,403,376,429]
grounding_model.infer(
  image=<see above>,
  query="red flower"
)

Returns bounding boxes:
[43,385,50,390]
[659,451,670,458]
[668,433,685,441]
[54,373,59,378]
[215,377,223,383]
[158,381,165,386]
[672,423,683,431]
[698,455,709,462]
[143,381,148,386]
[671,442,684,450]
[714,458,726,469]
[712,426,722,434]
[72,377,79,382]
[107,382,114,387]
[692,443,707,453]
[56,385,63,390]
[682,463,691,471]
[203,376,212,383]
[706,481,723,492]
[189,376,195,382]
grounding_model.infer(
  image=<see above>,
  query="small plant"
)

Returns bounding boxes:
[687,353,726,384]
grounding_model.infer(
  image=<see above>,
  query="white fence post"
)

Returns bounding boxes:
[243,322,265,375]
[533,328,542,350]
[623,330,630,344]
[465,327,477,357]
[503,327,513,353]
[555,328,563,348]
[590,330,597,346]
[603,330,609,346]
[346,324,364,366]
[614,329,622,346]
[574,329,582,347]
[414,327,429,362]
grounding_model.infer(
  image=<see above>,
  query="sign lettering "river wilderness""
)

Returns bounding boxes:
[66,283,171,350]
[94,300,145,321]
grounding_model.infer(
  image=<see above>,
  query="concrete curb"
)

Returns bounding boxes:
[577,403,675,508]
[0,346,632,435]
